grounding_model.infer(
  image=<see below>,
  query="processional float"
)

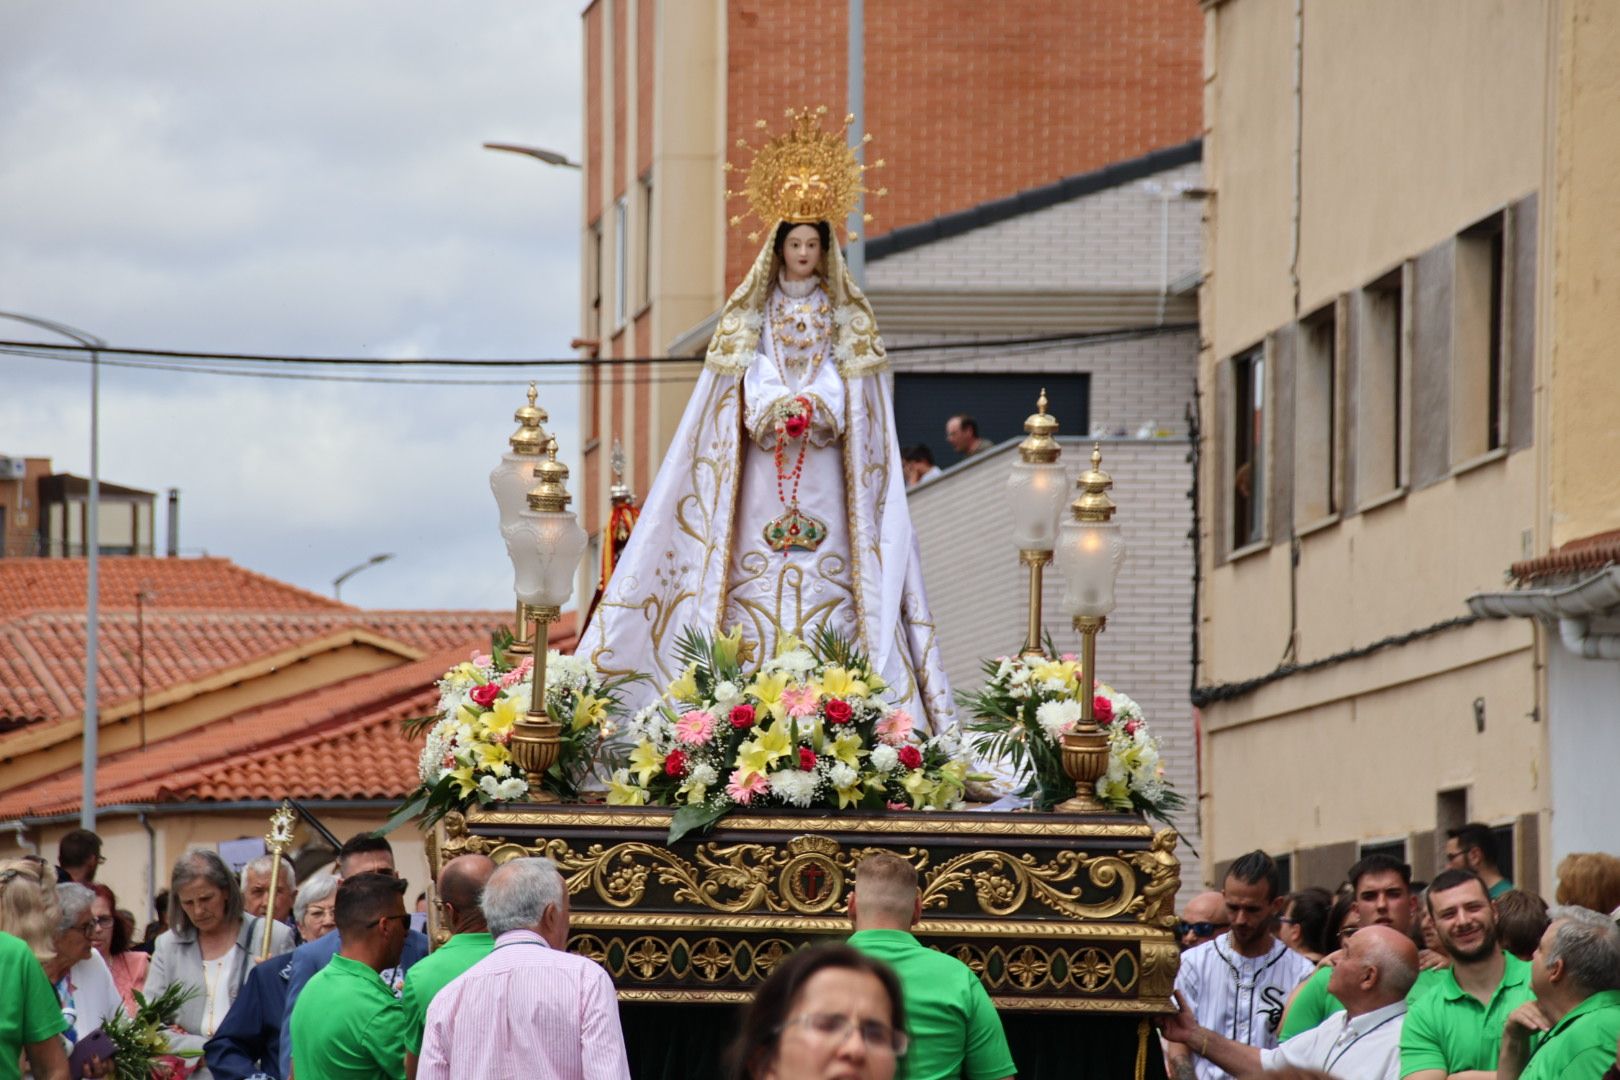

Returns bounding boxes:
[404,110,1182,1080]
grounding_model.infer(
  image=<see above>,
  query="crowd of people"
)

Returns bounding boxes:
[3,822,1618,1080]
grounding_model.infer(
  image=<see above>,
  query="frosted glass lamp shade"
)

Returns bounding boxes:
[503,508,589,607]
[1055,518,1126,618]
[490,453,538,532]
[1006,459,1070,552]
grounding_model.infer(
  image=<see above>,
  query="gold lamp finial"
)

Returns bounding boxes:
[1071,443,1117,523]
[509,382,549,456]
[1017,388,1061,465]
[527,437,573,513]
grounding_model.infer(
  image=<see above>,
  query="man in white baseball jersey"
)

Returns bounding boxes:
[1166,850,1317,1080]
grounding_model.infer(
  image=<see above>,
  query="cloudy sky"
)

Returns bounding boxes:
[0,2,584,611]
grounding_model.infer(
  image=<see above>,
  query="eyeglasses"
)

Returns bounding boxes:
[366,913,411,931]
[91,915,116,929]
[1176,921,1228,938]
[780,1012,909,1057]
[67,920,97,938]
[1276,916,1299,926]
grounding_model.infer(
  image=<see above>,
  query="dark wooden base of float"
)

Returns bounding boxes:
[430,802,1180,1076]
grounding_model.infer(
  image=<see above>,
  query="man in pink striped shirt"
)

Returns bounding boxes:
[417,857,630,1080]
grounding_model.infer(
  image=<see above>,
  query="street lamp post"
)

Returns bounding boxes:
[0,310,106,830]
[481,142,582,169]
[332,553,394,602]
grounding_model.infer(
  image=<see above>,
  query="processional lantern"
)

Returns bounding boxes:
[1052,444,1128,811]
[501,436,589,802]
[1005,390,1069,661]
[489,383,549,655]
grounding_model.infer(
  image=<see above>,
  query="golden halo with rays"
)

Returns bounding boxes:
[723,105,887,244]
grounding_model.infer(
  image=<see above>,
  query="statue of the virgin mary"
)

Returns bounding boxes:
[578,108,954,732]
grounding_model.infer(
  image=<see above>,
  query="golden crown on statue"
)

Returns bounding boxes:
[724,106,887,243]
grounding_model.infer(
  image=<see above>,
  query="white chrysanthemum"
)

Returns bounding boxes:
[928,727,965,758]
[689,763,718,787]
[764,649,816,677]
[1035,699,1082,742]
[1008,665,1031,686]
[828,762,858,789]
[712,681,743,710]
[870,744,899,773]
[478,774,505,799]
[497,776,529,800]
[769,769,819,808]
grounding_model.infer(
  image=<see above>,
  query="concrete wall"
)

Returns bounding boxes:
[908,436,1202,902]
[1545,641,1620,867]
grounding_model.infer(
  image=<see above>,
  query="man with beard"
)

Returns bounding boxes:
[1281,854,1447,1038]
[1496,906,1620,1080]
[1399,868,1535,1079]
[1167,851,1316,1080]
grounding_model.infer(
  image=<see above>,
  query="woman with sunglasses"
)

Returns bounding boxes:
[728,944,909,1080]
[146,847,293,1077]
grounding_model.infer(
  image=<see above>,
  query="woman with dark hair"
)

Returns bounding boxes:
[146,848,293,1076]
[1277,886,1333,963]
[729,944,908,1080]
[89,882,148,1015]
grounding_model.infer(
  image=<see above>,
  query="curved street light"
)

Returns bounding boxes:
[0,310,105,830]
[481,142,582,169]
[332,552,395,601]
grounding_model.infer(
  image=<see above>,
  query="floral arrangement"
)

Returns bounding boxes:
[961,654,1184,824]
[609,626,976,841]
[102,982,198,1079]
[391,632,640,830]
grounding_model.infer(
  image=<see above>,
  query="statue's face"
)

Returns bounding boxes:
[780,224,822,281]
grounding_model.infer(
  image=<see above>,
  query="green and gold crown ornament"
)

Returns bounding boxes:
[724,106,887,243]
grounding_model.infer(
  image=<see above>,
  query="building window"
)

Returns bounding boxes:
[1357,268,1406,503]
[1358,838,1408,864]
[638,172,653,311]
[1453,213,1507,461]
[1294,303,1338,524]
[1231,347,1266,550]
[614,195,629,329]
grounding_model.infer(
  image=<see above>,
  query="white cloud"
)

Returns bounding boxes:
[0,1,586,610]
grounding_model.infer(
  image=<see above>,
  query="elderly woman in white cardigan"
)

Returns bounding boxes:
[146,848,293,1077]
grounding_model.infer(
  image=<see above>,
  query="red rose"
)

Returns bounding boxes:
[1124,719,1141,737]
[897,745,923,770]
[824,698,853,724]
[470,683,500,708]
[1092,695,1114,725]
[729,704,756,729]
[783,413,809,440]
[664,750,689,777]
[798,747,818,771]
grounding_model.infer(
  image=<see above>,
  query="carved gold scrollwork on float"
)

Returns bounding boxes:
[921,849,1141,920]
[947,942,1143,995]
[1138,939,1180,999]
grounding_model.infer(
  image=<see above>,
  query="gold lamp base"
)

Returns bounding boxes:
[509,718,563,802]
[1056,727,1110,812]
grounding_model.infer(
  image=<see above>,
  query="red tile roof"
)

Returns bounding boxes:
[0,609,512,729]
[0,614,581,820]
[1511,529,1620,584]
[0,557,348,617]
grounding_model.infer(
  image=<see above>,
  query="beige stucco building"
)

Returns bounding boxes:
[1195,0,1620,893]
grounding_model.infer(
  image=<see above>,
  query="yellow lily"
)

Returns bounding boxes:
[829,732,864,769]
[833,781,865,809]
[1030,659,1080,692]
[475,741,512,769]
[902,769,936,808]
[736,722,793,780]
[628,740,666,785]
[819,665,869,700]
[747,671,790,720]
[481,695,524,738]
[774,632,805,658]
[448,766,478,798]
[571,693,606,731]
[714,626,747,669]
[677,775,711,804]
[668,663,700,705]
[607,768,650,806]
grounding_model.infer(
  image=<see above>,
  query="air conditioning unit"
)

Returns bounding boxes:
[0,457,26,480]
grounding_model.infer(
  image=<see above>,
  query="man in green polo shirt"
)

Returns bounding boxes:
[1,928,69,1080]
[401,854,495,1080]
[1497,906,1620,1080]
[290,871,410,1080]
[1400,868,1535,1079]
[1281,853,1445,1039]
[1444,823,1514,899]
[847,853,1016,1080]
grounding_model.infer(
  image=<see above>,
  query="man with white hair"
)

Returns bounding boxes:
[241,855,297,925]
[1496,905,1620,1080]
[417,857,629,1080]
[1162,924,1419,1080]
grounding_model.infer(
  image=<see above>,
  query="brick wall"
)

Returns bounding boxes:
[724,0,1202,282]
[908,437,1203,903]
